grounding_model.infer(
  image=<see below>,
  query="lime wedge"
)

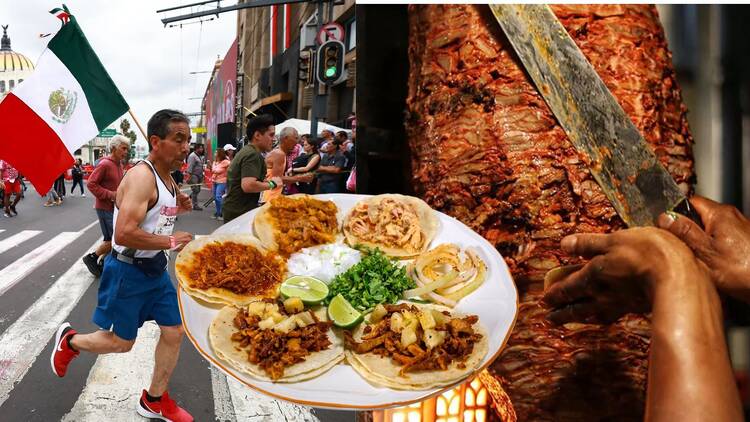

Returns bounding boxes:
[327,294,363,329]
[280,275,329,305]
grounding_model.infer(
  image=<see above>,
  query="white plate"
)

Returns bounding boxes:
[178,193,518,410]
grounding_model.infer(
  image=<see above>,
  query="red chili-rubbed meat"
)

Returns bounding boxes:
[406,5,694,421]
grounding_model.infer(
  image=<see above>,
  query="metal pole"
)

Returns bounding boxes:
[160,0,310,25]
[309,0,325,140]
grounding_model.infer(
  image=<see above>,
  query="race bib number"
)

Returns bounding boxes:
[153,205,178,236]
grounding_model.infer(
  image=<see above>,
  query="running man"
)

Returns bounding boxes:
[51,109,195,422]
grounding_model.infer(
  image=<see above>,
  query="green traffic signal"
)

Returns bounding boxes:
[317,40,344,85]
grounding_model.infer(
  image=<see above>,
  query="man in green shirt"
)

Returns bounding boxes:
[222,114,281,222]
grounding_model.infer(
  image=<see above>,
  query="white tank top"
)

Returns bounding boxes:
[112,160,178,258]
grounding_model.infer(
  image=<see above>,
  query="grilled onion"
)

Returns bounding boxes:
[405,244,487,306]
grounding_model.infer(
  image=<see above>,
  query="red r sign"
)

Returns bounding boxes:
[317,22,345,45]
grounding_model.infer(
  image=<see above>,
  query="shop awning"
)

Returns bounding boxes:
[248,92,293,113]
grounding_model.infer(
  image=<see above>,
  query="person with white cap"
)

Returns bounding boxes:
[223,143,236,160]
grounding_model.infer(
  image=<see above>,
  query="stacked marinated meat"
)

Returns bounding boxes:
[406,5,694,421]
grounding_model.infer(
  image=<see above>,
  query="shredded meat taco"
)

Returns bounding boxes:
[343,194,439,258]
[175,234,286,306]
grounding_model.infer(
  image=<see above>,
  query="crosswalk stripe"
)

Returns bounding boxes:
[211,367,238,422]
[0,238,102,407]
[225,374,320,421]
[0,230,42,255]
[0,232,80,296]
[0,220,97,297]
[61,323,160,421]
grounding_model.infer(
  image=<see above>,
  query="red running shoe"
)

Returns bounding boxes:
[137,390,194,422]
[50,322,79,377]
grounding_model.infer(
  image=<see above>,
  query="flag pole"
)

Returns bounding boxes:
[128,109,147,140]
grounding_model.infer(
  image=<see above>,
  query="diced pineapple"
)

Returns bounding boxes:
[423,329,446,349]
[405,317,420,331]
[418,310,436,330]
[247,302,266,316]
[270,311,286,323]
[370,304,388,323]
[401,327,418,348]
[390,312,404,333]
[295,311,315,327]
[257,317,276,330]
[402,310,416,325]
[273,316,298,334]
[262,302,279,318]
[431,309,450,327]
[283,297,304,314]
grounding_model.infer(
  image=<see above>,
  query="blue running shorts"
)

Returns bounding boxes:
[93,254,182,341]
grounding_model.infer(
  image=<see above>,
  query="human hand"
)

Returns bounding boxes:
[176,193,192,213]
[171,231,193,252]
[270,176,283,187]
[298,173,314,183]
[658,196,750,303]
[543,227,708,325]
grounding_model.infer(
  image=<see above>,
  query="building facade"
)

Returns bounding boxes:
[0,26,34,101]
[235,0,356,138]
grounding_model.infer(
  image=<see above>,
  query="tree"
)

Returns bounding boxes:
[119,118,137,143]
[119,118,138,160]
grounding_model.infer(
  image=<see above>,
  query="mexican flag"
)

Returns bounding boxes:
[0,7,128,193]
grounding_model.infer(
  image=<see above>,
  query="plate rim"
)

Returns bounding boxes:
[177,193,519,410]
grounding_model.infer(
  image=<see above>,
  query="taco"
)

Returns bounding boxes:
[344,302,488,390]
[210,302,344,382]
[254,194,340,257]
[175,234,286,306]
[342,194,439,258]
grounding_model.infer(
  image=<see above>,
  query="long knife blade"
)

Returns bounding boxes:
[489,4,692,227]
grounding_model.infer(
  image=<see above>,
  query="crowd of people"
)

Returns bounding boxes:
[2,113,355,224]
[174,114,356,222]
[219,114,355,222]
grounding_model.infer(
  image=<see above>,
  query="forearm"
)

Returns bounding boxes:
[281,175,306,184]
[647,277,742,422]
[294,161,317,173]
[87,181,114,200]
[241,180,271,193]
[317,165,340,174]
[114,227,171,251]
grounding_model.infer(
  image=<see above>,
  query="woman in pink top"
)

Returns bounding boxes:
[211,148,230,220]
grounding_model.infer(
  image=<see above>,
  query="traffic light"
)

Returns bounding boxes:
[297,48,314,85]
[316,40,345,86]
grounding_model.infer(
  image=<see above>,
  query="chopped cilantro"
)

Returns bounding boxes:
[324,247,416,311]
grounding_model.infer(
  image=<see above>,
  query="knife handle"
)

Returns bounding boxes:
[671,198,704,230]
